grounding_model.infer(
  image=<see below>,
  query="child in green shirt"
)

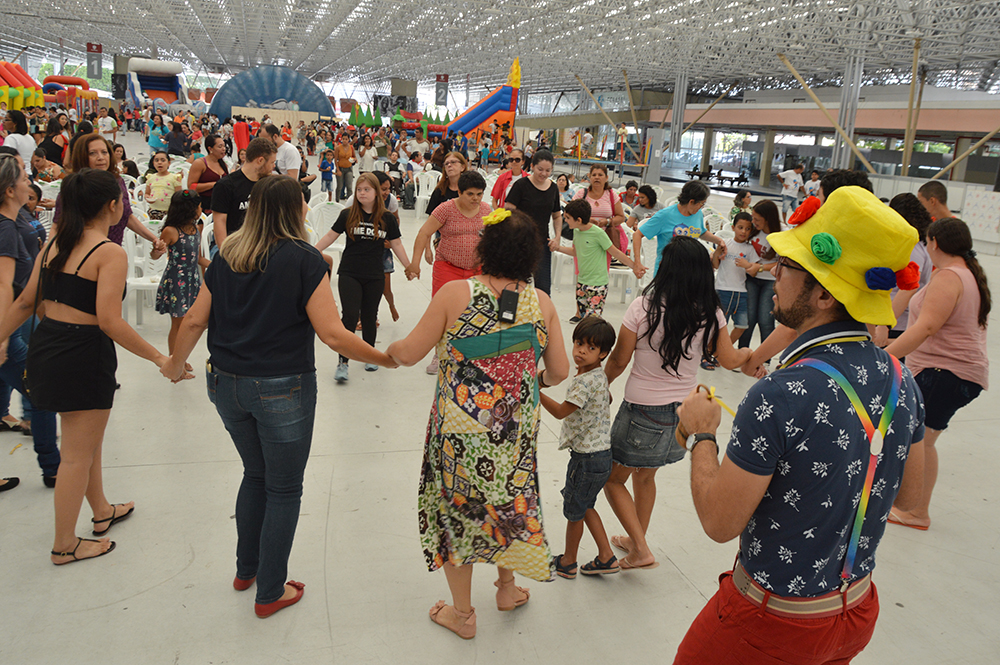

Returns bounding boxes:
[550,199,644,322]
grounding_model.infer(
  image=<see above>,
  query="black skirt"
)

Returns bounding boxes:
[26,318,117,412]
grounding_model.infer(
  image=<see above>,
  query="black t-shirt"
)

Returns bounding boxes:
[211,169,257,235]
[506,177,561,240]
[0,214,35,292]
[332,209,401,279]
[426,186,459,216]
[205,240,330,376]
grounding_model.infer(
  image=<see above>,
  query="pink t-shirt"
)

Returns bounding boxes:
[431,199,490,270]
[905,264,989,389]
[622,296,727,405]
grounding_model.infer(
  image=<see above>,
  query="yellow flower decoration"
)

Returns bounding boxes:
[482,208,512,226]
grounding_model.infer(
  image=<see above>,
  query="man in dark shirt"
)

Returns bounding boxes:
[673,187,926,664]
[211,137,277,253]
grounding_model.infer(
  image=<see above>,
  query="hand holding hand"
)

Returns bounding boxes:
[547,238,560,252]
[873,325,889,348]
[632,264,646,280]
[153,239,167,254]
[405,265,420,281]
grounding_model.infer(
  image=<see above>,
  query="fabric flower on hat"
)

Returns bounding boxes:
[810,232,842,265]
[482,209,511,226]
[787,196,821,226]
[895,261,921,290]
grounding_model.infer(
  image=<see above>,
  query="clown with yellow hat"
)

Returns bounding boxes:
[769,185,919,326]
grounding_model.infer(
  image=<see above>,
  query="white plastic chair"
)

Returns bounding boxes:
[36,210,55,236]
[200,224,214,260]
[650,185,667,203]
[122,231,167,325]
[305,201,346,263]
[415,171,442,215]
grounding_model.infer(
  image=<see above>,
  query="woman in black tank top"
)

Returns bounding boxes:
[0,168,170,565]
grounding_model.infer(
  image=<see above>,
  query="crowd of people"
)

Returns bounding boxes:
[0,99,992,660]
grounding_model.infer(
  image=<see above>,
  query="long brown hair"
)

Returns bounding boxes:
[927,218,991,327]
[67,134,119,175]
[346,172,386,240]
[436,151,468,194]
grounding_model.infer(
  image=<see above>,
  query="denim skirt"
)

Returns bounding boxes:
[610,400,686,468]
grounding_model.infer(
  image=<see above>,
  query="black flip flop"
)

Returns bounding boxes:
[0,477,19,492]
[52,537,116,565]
[0,420,23,432]
[92,504,135,536]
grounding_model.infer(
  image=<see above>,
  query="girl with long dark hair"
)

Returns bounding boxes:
[885,218,991,530]
[0,168,169,564]
[603,236,751,568]
[152,190,208,354]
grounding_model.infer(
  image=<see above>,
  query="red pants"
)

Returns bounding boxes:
[673,572,879,665]
[432,259,480,296]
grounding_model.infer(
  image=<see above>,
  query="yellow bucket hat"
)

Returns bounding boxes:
[768,186,918,326]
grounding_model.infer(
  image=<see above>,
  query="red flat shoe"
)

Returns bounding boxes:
[254,581,305,618]
[233,575,256,591]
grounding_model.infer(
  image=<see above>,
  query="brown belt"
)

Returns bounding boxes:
[732,562,871,619]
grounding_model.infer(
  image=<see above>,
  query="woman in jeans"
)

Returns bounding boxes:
[603,237,750,569]
[885,218,990,531]
[738,200,781,350]
[162,175,395,618]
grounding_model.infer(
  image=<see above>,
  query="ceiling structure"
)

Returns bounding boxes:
[2,0,1000,98]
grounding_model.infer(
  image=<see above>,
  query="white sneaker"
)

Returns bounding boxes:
[364,363,378,372]
[335,362,349,383]
[425,356,439,375]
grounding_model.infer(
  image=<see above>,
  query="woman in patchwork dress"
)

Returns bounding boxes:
[388,210,569,640]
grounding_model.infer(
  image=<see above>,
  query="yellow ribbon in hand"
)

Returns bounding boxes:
[700,384,737,417]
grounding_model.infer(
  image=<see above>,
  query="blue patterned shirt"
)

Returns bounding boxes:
[727,322,925,597]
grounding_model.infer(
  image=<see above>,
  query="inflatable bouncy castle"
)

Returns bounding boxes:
[41,74,98,113]
[0,62,43,110]
[126,58,190,113]
[447,59,519,144]
[208,65,334,120]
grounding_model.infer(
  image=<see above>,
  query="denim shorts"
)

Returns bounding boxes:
[610,401,686,468]
[562,449,613,522]
[782,194,798,213]
[717,289,748,328]
[914,367,983,431]
[321,179,334,192]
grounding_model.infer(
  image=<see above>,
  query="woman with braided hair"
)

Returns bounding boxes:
[885,218,990,531]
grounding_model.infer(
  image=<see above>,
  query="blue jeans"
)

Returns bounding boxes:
[207,368,317,604]
[0,317,58,476]
[739,276,776,349]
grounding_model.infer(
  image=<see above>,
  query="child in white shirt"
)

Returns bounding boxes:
[540,317,620,578]
[705,212,760,369]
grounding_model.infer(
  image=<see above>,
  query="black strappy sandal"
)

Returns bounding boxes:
[51,538,116,565]
[92,504,135,536]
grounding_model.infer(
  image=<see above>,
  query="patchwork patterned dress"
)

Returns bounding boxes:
[418,279,554,581]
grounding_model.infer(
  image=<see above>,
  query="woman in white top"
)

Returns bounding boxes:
[358,135,378,173]
[603,237,750,568]
[2,111,36,164]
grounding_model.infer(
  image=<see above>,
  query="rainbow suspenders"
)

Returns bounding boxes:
[782,338,904,588]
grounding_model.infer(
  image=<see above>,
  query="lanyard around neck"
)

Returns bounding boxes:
[786,347,902,586]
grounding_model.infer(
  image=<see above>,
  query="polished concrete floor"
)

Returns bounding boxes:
[1,132,998,664]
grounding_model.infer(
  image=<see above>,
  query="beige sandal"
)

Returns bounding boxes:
[494,579,530,611]
[429,601,476,639]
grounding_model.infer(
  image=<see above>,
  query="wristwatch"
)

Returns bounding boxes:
[686,432,718,455]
